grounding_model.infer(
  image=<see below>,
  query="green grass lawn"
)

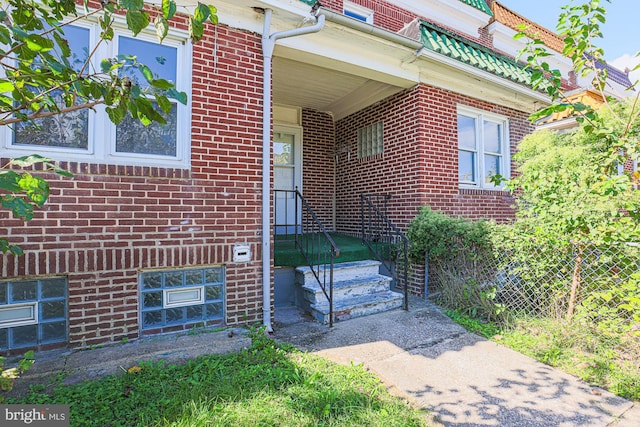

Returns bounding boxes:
[9,329,432,427]
[445,310,640,401]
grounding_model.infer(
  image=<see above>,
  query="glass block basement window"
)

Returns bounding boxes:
[0,277,68,351]
[140,266,225,331]
[357,121,384,159]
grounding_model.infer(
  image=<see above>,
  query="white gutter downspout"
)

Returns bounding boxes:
[261,9,325,332]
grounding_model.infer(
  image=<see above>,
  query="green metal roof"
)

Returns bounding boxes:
[458,0,492,15]
[419,21,540,89]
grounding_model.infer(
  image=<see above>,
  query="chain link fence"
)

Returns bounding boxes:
[428,241,640,336]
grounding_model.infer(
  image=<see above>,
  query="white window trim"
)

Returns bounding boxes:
[1,16,192,169]
[0,302,39,328]
[343,1,374,24]
[163,286,205,309]
[457,105,510,190]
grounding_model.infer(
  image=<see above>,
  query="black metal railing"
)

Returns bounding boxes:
[360,193,410,310]
[274,188,340,326]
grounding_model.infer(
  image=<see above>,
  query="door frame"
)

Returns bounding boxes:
[273,123,303,234]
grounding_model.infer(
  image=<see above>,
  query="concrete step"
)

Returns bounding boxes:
[309,290,404,324]
[295,260,383,287]
[301,274,392,305]
[294,259,404,325]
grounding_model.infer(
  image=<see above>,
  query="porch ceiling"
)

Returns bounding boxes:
[272,57,407,120]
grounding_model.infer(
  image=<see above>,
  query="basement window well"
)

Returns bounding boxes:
[140,266,225,332]
[0,277,68,351]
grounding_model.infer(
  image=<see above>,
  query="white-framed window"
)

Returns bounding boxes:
[457,106,510,189]
[357,121,384,159]
[2,19,192,169]
[344,1,374,23]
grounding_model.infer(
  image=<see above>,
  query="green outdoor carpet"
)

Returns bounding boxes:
[274,233,375,267]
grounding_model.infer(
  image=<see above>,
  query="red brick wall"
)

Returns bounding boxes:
[301,109,336,229]
[334,83,534,235]
[0,22,266,349]
[335,87,423,234]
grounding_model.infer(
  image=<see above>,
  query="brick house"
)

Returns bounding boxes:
[0,0,610,353]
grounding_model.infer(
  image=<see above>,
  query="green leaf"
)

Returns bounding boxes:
[206,5,218,24]
[0,25,11,45]
[52,30,71,58]
[9,154,51,168]
[139,65,154,83]
[120,0,144,11]
[126,10,150,36]
[106,102,127,124]
[25,34,54,52]
[193,2,211,23]
[130,84,141,99]
[155,16,169,41]
[10,245,24,257]
[0,80,14,92]
[162,0,177,20]
[18,174,49,206]
[156,95,171,113]
[2,195,34,220]
[134,97,165,124]
[168,88,187,105]
[150,78,174,90]
[0,171,21,192]
[190,17,204,43]
[101,25,115,41]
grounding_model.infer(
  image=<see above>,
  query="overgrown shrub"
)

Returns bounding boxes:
[407,206,493,263]
[407,206,504,322]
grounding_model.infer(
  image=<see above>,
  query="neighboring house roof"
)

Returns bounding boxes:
[416,20,540,88]
[491,0,633,88]
[458,0,493,16]
[594,60,633,87]
[491,1,563,51]
[537,89,605,130]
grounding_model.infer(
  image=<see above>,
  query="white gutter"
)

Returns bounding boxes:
[261,8,325,333]
[316,7,422,50]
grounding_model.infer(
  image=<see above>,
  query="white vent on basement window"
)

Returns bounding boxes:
[357,121,384,159]
[0,303,38,328]
[163,286,205,308]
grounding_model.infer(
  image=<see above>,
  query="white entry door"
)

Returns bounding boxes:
[274,125,302,234]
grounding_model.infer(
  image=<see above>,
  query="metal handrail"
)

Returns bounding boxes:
[360,193,410,310]
[274,188,339,326]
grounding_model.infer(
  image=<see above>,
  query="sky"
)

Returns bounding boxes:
[497,0,640,83]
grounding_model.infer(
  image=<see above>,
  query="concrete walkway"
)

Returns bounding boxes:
[273,298,638,427]
[5,298,638,426]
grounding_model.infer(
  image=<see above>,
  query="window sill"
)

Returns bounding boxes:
[458,186,511,196]
[0,157,191,179]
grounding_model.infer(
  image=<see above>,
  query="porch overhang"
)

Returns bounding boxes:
[211,0,550,119]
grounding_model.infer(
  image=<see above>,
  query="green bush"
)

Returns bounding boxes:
[407,206,493,263]
[407,206,503,321]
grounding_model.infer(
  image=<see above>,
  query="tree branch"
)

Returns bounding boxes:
[0,100,104,126]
